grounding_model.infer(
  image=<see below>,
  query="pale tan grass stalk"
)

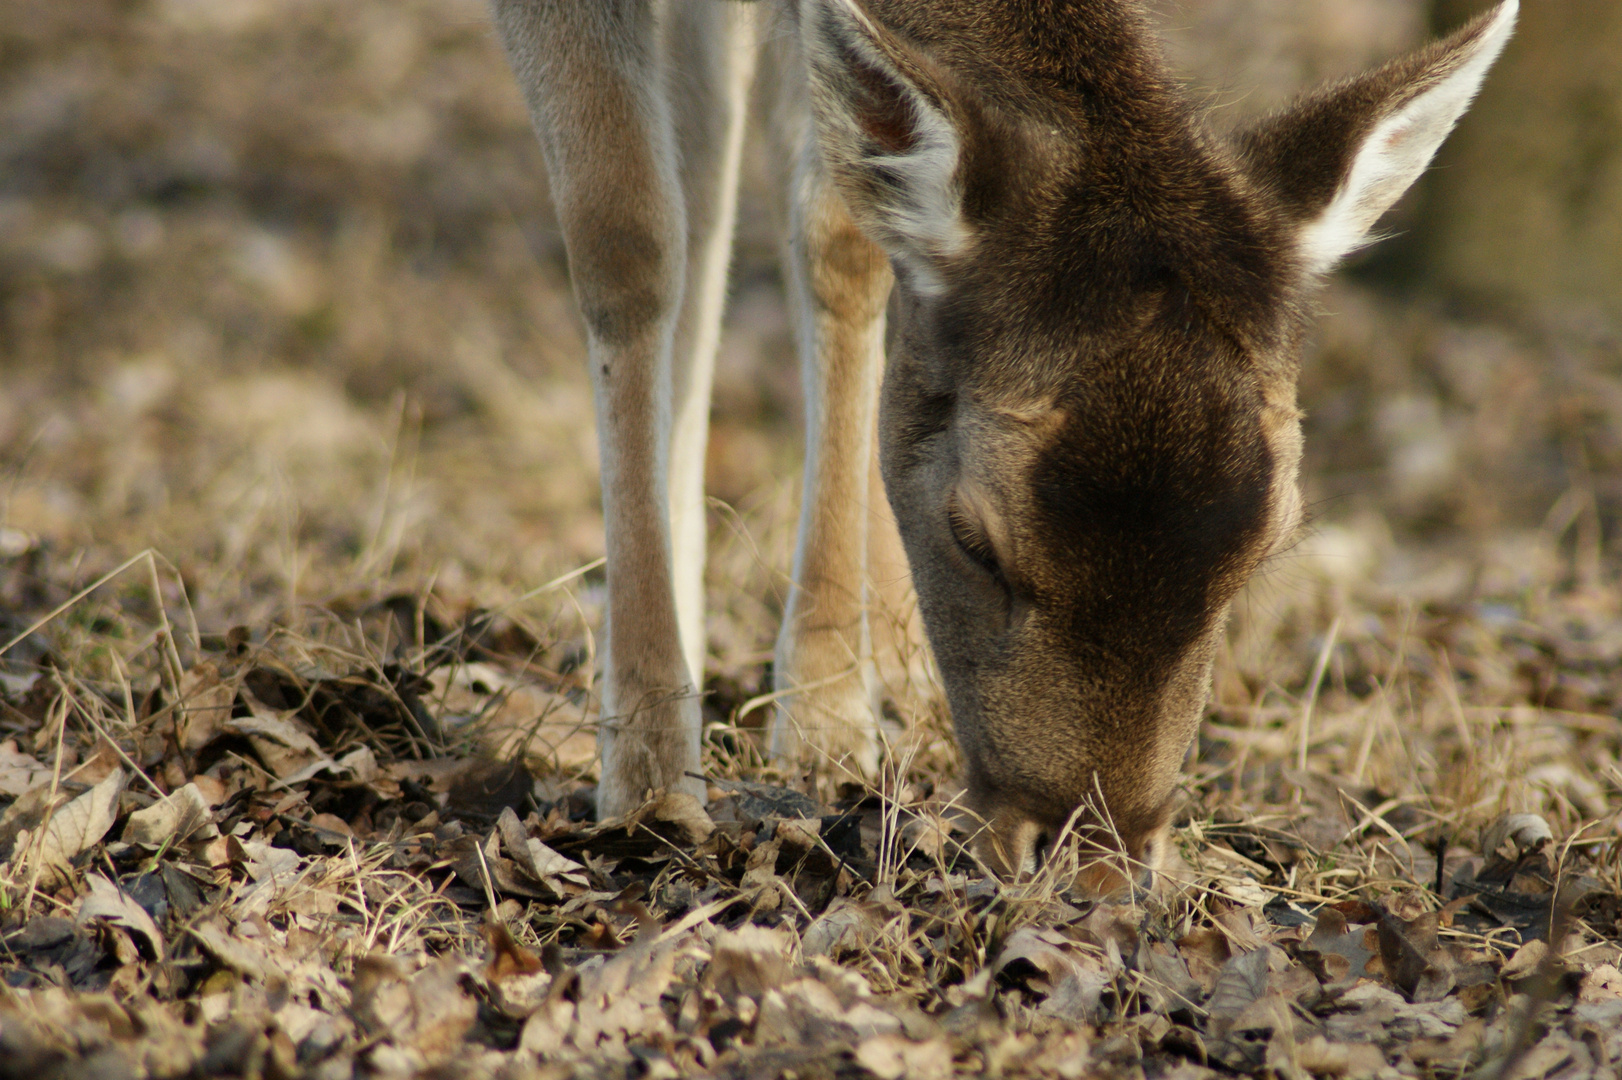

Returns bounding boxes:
[1296,614,1340,773]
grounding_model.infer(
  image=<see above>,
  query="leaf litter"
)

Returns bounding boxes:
[1,576,1620,1080]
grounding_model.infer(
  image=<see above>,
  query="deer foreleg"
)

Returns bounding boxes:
[492,0,702,818]
[771,123,894,780]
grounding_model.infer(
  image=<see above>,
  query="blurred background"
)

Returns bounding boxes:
[1,0,1617,682]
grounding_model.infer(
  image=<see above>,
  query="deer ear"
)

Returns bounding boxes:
[802,0,968,294]
[1240,0,1517,276]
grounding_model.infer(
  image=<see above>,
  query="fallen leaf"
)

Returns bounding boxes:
[1482,813,1553,860]
[704,778,825,824]
[855,1034,954,1080]
[1377,905,1456,1001]
[1502,939,1548,980]
[175,662,235,752]
[483,921,544,982]
[78,873,165,960]
[899,811,953,860]
[122,782,214,846]
[651,790,714,845]
[0,740,52,797]
[758,977,902,1047]
[1205,947,1270,1038]
[994,927,1088,993]
[352,953,479,1062]
[1177,927,1234,992]
[237,840,301,884]
[496,807,588,896]
[1133,940,1204,1016]
[0,783,69,861]
[225,696,330,780]
[31,767,125,876]
[335,745,379,783]
[190,920,273,983]
[705,925,792,1001]
[739,839,783,909]
[1579,962,1622,1003]
[573,924,690,1048]
[1039,959,1116,1025]
[1296,907,1377,988]
[802,897,886,959]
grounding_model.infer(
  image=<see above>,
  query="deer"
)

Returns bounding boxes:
[487,0,1517,888]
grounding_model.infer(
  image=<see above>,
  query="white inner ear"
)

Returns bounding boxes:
[805,0,969,295]
[1299,0,1517,276]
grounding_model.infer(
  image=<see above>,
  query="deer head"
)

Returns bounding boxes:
[800,0,1517,887]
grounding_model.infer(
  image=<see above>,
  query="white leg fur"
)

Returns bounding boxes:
[666,2,757,692]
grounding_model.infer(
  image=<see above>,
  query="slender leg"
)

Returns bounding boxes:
[490,0,702,817]
[865,415,930,723]
[664,2,757,697]
[770,74,895,779]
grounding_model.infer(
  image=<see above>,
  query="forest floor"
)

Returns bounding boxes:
[3,483,1622,1080]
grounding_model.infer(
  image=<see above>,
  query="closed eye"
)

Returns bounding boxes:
[947,502,1001,578]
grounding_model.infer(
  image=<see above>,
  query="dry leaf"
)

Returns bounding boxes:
[175,662,235,752]
[739,839,783,909]
[1177,927,1234,993]
[802,897,885,959]
[900,812,952,860]
[706,925,792,1001]
[1579,962,1622,1003]
[993,927,1096,994]
[31,767,125,876]
[122,782,214,846]
[855,1034,954,1080]
[483,921,544,982]
[0,783,68,861]
[431,663,595,773]
[335,745,380,784]
[225,697,330,780]
[1296,908,1377,989]
[1482,813,1553,860]
[1205,947,1270,1038]
[1502,939,1548,981]
[1039,960,1116,1025]
[758,977,902,1047]
[496,807,587,895]
[651,791,714,845]
[78,873,165,960]
[0,740,52,798]
[572,926,688,1049]
[352,953,479,1062]
[190,920,274,983]
[1377,905,1455,1001]
[704,778,825,824]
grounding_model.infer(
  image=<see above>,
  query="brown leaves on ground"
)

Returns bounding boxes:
[2,590,1622,1079]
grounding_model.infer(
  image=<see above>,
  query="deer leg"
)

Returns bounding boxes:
[664,1,756,700]
[771,118,894,779]
[865,417,930,724]
[491,0,702,818]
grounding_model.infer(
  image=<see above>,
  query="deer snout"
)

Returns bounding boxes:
[972,798,1170,898]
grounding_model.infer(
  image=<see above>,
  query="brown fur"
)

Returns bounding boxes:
[491,0,1514,884]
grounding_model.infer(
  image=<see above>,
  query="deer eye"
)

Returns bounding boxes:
[947,503,1001,578]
